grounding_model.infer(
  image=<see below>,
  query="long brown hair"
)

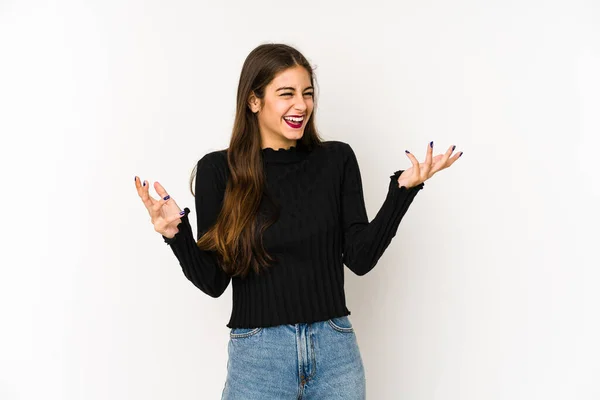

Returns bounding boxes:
[189,43,324,279]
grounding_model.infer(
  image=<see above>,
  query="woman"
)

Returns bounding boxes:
[134,43,461,399]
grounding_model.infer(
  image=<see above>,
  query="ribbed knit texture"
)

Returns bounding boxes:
[163,140,424,328]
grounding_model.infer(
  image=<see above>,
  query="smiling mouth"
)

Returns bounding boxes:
[283,115,304,129]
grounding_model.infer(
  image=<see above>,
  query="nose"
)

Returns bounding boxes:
[294,95,308,113]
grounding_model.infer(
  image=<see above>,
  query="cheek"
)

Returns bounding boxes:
[272,104,289,120]
[260,104,282,123]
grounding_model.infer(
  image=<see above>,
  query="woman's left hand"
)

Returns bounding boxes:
[397,141,462,189]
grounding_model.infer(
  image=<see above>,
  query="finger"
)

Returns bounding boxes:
[150,180,171,203]
[405,150,420,173]
[136,178,156,209]
[134,176,146,196]
[446,145,457,161]
[143,179,156,199]
[167,210,186,225]
[442,145,456,169]
[154,181,170,200]
[154,210,186,235]
[151,195,181,217]
[423,141,433,174]
[447,151,463,166]
[151,197,170,214]
[431,146,453,174]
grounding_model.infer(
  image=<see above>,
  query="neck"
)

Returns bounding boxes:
[261,143,307,165]
[261,137,297,151]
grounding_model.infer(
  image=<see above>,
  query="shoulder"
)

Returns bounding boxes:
[196,148,229,181]
[198,148,227,165]
[318,140,355,160]
[319,141,360,170]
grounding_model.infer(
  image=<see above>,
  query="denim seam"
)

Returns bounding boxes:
[328,319,354,333]
[307,333,317,381]
[229,327,263,339]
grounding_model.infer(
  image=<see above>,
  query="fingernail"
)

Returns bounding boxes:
[143,181,146,186]
[430,141,433,148]
[452,145,456,151]
[405,150,410,153]
[459,152,463,157]
[179,210,185,216]
[163,195,170,201]
[134,176,137,182]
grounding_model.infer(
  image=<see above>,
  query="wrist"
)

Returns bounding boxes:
[397,179,413,189]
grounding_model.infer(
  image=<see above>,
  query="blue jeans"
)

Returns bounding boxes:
[221,315,366,399]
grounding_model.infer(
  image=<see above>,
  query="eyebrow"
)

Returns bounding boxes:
[276,86,314,92]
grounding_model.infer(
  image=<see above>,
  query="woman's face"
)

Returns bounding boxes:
[249,65,314,149]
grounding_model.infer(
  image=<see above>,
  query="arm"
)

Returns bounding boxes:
[162,152,231,297]
[340,143,425,276]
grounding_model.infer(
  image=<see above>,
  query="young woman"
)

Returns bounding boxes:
[134,43,461,399]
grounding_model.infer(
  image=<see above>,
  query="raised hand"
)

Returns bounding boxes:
[134,176,186,239]
[397,141,462,189]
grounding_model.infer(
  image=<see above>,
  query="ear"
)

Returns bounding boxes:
[248,92,261,113]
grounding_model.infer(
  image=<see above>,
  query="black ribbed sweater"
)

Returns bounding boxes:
[163,140,424,328]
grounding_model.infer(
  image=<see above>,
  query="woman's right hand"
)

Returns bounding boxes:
[134,176,186,239]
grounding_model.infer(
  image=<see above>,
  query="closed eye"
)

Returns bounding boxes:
[281,92,314,97]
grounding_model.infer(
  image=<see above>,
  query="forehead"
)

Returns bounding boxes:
[269,66,312,88]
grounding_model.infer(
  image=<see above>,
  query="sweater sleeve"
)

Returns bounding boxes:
[340,143,425,276]
[162,152,231,298]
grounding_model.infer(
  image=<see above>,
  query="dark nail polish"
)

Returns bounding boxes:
[405,150,410,153]
[143,181,146,186]
[163,195,170,201]
[134,176,137,182]
[430,141,433,148]
[459,152,463,157]
[452,145,456,151]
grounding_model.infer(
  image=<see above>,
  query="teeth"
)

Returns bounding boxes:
[284,116,303,123]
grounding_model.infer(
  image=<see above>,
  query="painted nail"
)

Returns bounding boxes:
[163,195,170,201]
[405,150,410,153]
[459,152,463,157]
[134,176,137,182]
[143,181,146,186]
[430,141,433,148]
[452,145,456,151]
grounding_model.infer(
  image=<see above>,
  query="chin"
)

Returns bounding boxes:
[280,128,304,140]
[284,132,304,141]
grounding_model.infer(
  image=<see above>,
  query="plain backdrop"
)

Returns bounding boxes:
[1,0,599,399]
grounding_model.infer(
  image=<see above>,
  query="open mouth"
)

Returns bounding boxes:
[283,116,304,129]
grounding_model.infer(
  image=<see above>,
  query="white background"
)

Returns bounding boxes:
[1,0,599,399]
